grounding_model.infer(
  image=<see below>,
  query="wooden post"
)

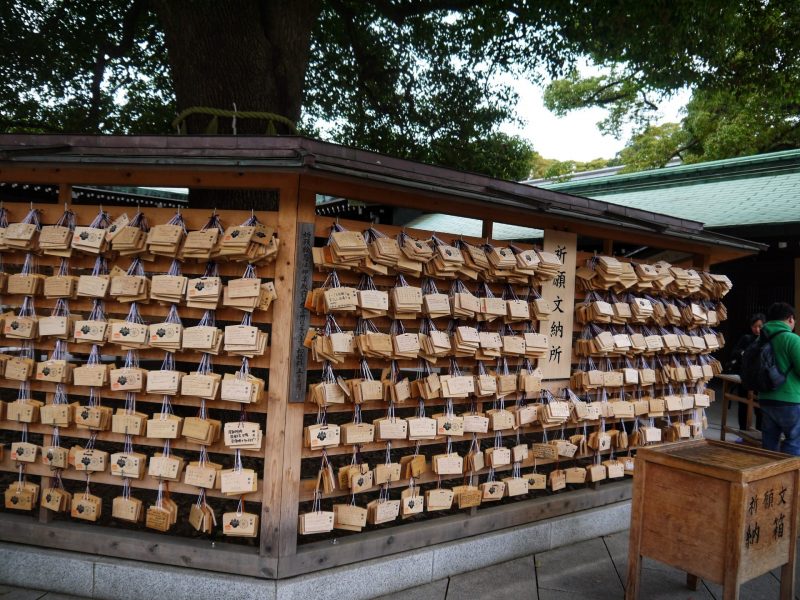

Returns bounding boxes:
[794,258,800,311]
[41,181,69,525]
[260,174,301,568]
[603,239,613,256]
[37,392,55,525]
[693,253,711,271]
[625,458,645,600]
[686,573,699,591]
[481,220,493,240]
[720,380,730,442]
[58,183,72,205]
[275,186,318,567]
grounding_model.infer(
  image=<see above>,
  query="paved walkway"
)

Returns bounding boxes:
[2,384,776,600]
[3,531,797,600]
[0,587,82,600]
[375,530,800,600]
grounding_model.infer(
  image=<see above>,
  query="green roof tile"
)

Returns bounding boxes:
[537,149,800,227]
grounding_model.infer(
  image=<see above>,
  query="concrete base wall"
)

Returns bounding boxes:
[0,500,631,600]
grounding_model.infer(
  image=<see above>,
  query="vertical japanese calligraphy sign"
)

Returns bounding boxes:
[741,472,795,581]
[289,222,315,403]
[540,230,577,380]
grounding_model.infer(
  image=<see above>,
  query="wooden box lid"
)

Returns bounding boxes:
[636,439,800,483]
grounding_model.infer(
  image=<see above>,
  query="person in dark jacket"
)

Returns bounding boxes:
[728,312,765,431]
[758,302,800,455]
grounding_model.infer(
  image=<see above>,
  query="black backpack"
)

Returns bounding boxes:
[741,329,790,392]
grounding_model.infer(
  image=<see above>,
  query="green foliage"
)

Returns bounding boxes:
[1,0,559,177]
[617,123,686,172]
[528,152,617,181]
[543,1,800,170]
[0,0,174,133]
[303,1,573,176]
[682,88,800,161]
[609,84,800,171]
[544,70,651,138]
[431,132,535,181]
[4,1,800,178]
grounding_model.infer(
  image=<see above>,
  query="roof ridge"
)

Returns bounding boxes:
[541,148,800,193]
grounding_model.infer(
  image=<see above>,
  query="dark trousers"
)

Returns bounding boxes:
[761,403,800,455]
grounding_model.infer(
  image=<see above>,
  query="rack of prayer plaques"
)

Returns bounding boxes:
[0,203,276,540]
[0,198,733,571]
[298,216,730,535]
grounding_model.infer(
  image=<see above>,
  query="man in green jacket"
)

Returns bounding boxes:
[758,302,800,455]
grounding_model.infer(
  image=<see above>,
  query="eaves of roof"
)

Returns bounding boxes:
[0,133,766,254]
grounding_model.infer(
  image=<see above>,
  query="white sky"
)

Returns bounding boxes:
[499,67,692,162]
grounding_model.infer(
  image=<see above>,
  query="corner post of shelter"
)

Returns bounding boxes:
[274,183,318,568]
[693,253,711,271]
[481,220,493,240]
[58,183,72,205]
[260,173,301,570]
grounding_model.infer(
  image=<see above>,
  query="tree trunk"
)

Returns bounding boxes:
[154,0,321,210]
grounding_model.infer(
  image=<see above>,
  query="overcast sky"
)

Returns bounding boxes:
[499,74,692,163]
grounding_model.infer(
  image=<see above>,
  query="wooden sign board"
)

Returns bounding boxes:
[540,230,577,380]
[290,222,315,403]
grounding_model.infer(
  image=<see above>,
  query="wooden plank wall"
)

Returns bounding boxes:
[0,179,727,578]
[293,215,630,543]
[0,201,280,554]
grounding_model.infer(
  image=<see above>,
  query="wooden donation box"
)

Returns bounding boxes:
[626,440,800,600]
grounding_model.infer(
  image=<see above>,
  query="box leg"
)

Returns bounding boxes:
[780,561,795,600]
[625,459,646,600]
[624,553,641,600]
[722,583,740,600]
[686,573,699,591]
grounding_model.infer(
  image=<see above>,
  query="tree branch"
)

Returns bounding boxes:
[637,90,659,111]
[582,79,627,105]
[769,119,800,149]
[370,0,488,24]
[86,0,149,131]
[328,0,399,119]
[674,137,700,160]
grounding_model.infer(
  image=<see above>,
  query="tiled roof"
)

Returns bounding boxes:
[538,149,800,227]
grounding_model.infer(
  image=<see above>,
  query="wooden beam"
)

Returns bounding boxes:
[0,164,757,264]
[278,480,632,578]
[0,512,274,578]
[603,239,614,256]
[0,164,300,191]
[297,173,750,263]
